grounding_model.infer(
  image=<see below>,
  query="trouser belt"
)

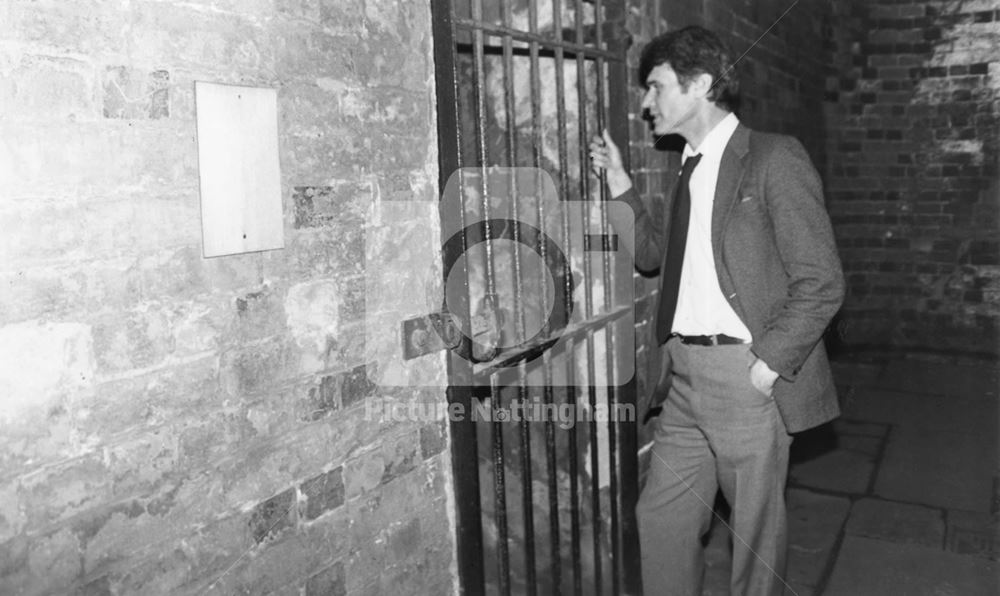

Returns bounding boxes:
[669,333,748,346]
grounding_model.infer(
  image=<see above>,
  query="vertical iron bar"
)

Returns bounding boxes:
[491,376,511,596]
[470,1,509,592]
[527,0,561,588]
[471,0,498,298]
[551,2,582,593]
[573,1,603,593]
[517,366,537,596]
[430,0,485,593]
[605,30,643,593]
[499,0,537,592]
[593,3,621,594]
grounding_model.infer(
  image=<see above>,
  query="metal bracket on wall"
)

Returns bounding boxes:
[401,312,463,360]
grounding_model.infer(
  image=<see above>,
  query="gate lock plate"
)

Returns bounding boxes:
[401,312,463,360]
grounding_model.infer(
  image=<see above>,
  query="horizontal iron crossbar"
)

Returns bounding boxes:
[453,17,623,62]
[471,303,632,379]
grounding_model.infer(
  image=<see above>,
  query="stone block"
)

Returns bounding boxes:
[128,2,272,71]
[0,194,201,264]
[111,547,195,595]
[305,374,342,421]
[275,0,322,21]
[103,67,170,120]
[91,307,176,374]
[343,450,386,500]
[0,534,28,585]
[0,54,95,121]
[292,183,372,229]
[301,467,345,520]
[104,428,180,498]
[342,364,377,408]
[338,275,366,326]
[343,428,423,501]
[0,121,199,199]
[233,287,287,341]
[381,429,420,483]
[0,267,78,323]
[213,413,385,508]
[75,355,219,438]
[0,482,26,543]
[272,23,358,81]
[186,510,349,596]
[0,1,136,52]
[171,301,223,356]
[387,517,421,562]
[419,420,447,459]
[19,454,112,528]
[249,487,297,544]
[77,574,112,596]
[219,339,297,397]
[25,527,82,593]
[285,279,342,373]
[0,320,94,422]
[305,560,346,596]
[77,498,181,576]
[287,224,366,279]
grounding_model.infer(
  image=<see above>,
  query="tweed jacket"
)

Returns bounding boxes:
[614,123,845,433]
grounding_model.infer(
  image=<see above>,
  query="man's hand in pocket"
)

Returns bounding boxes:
[749,356,780,398]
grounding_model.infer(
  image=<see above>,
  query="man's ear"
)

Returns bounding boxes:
[692,72,715,99]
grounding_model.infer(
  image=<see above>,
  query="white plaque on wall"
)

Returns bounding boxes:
[195,82,284,258]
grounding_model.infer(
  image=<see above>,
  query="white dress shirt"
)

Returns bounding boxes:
[671,112,753,340]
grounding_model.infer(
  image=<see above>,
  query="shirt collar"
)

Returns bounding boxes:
[683,112,740,161]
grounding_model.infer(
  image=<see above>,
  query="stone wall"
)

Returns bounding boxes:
[824,0,1000,355]
[0,1,454,594]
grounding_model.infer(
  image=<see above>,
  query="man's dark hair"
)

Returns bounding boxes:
[638,26,740,113]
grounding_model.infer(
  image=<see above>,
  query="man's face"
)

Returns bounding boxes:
[641,63,699,137]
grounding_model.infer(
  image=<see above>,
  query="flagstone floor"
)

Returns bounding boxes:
[701,354,999,596]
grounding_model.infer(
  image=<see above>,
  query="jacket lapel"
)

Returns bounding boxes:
[711,124,751,294]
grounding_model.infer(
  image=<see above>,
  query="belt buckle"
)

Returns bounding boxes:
[709,334,719,346]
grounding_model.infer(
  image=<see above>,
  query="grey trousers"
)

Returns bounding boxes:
[637,339,793,596]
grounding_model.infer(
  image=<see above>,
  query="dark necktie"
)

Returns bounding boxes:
[656,153,702,344]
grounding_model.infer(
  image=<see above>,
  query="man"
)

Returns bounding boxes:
[590,26,844,596]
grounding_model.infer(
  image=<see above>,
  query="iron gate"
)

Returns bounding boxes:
[430,0,640,594]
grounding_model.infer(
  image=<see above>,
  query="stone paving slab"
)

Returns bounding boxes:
[875,425,995,513]
[832,418,887,438]
[842,388,998,437]
[701,489,851,596]
[876,359,1000,399]
[784,489,851,596]
[789,431,880,495]
[825,535,999,596]
[946,509,1000,560]
[845,497,945,548]
[831,360,884,389]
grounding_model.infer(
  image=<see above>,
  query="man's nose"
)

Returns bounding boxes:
[641,90,655,110]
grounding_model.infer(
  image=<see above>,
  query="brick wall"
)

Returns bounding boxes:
[622,0,834,447]
[0,1,454,594]
[825,0,1000,355]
